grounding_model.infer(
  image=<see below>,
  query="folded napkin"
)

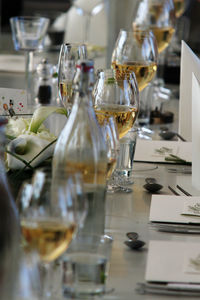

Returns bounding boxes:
[146,240,200,283]
[6,134,55,170]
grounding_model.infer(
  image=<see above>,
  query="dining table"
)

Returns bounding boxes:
[1,33,200,300]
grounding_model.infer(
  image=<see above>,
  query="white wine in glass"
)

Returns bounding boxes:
[21,218,77,263]
[95,105,138,140]
[58,43,87,110]
[111,29,158,92]
[133,0,176,54]
[93,69,139,139]
[18,171,87,263]
[174,0,185,18]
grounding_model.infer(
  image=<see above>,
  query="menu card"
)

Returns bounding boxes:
[146,240,200,283]
[179,41,200,142]
[134,140,192,164]
[0,87,27,116]
[149,195,200,224]
[192,73,200,190]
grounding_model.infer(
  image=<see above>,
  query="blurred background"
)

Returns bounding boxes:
[0,0,200,81]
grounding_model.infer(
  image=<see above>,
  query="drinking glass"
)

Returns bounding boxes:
[94,69,139,140]
[97,114,120,192]
[111,29,158,92]
[173,0,189,18]
[17,169,87,299]
[94,69,139,193]
[10,16,49,105]
[63,233,113,297]
[57,43,87,111]
[73,0,104,43]
[133,0,175,55]
[133,0,175,89]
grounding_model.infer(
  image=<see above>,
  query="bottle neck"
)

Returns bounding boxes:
[74,63,95,95]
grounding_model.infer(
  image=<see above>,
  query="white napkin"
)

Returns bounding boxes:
[179,41,200,141]
[146,240,200,283]
[192,73,200,190]
[149,195,200,224]
[134,140,192,163]
[6,134,55,170]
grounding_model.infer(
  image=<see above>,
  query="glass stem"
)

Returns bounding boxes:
[40,260,62,300]
[25,50,34,106]
[83,14,91,43]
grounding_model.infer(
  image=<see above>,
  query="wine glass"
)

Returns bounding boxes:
[94,69,139,140]
[58,43,87,111]
[133,0,175,54]
[96,113,120,192]
[133,0,175,90]
[10,16,50,105]
[73,0,104,44]
[17,169,87,298]
[173,0,188,18]
[111,29,158,92]
[169,0,190,54]
[94,69,139,193]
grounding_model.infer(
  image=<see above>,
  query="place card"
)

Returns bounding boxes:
[0,54,25,73]
[0,87,27,116]
[146,240,200,283]
[184,249,200,274]
[179,41,200,142]
[134,140,192,164]
[182,198,200,217]
[150,195,200,224]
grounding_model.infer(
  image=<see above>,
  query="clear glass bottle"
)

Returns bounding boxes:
[52,60,108,235]
[0,118,20,299]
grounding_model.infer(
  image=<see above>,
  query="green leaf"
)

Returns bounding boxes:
[28,106,68,133]
[165,154,191,165]
[106,77,115,85]
[6,134,16,140]
[5,149,34,170]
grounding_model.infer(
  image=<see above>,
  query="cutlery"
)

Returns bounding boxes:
[143,177,163,193]
[168,185,180,195]
[176,184,192,196]
[150,223,200,233]
[167,167,192,174]
[154,226,200,234]
[136,282,200,296]
[168,185,193,196]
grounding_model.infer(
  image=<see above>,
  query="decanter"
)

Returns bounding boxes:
[52,60,108,235]
[0,118,20,299]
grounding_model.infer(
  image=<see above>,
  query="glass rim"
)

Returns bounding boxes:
[9,16,50,22]
[119,28,155,36]
[97,69,138,83]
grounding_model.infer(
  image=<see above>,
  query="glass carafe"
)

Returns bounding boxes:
[0,118,20,299]
[52,60,108,235]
